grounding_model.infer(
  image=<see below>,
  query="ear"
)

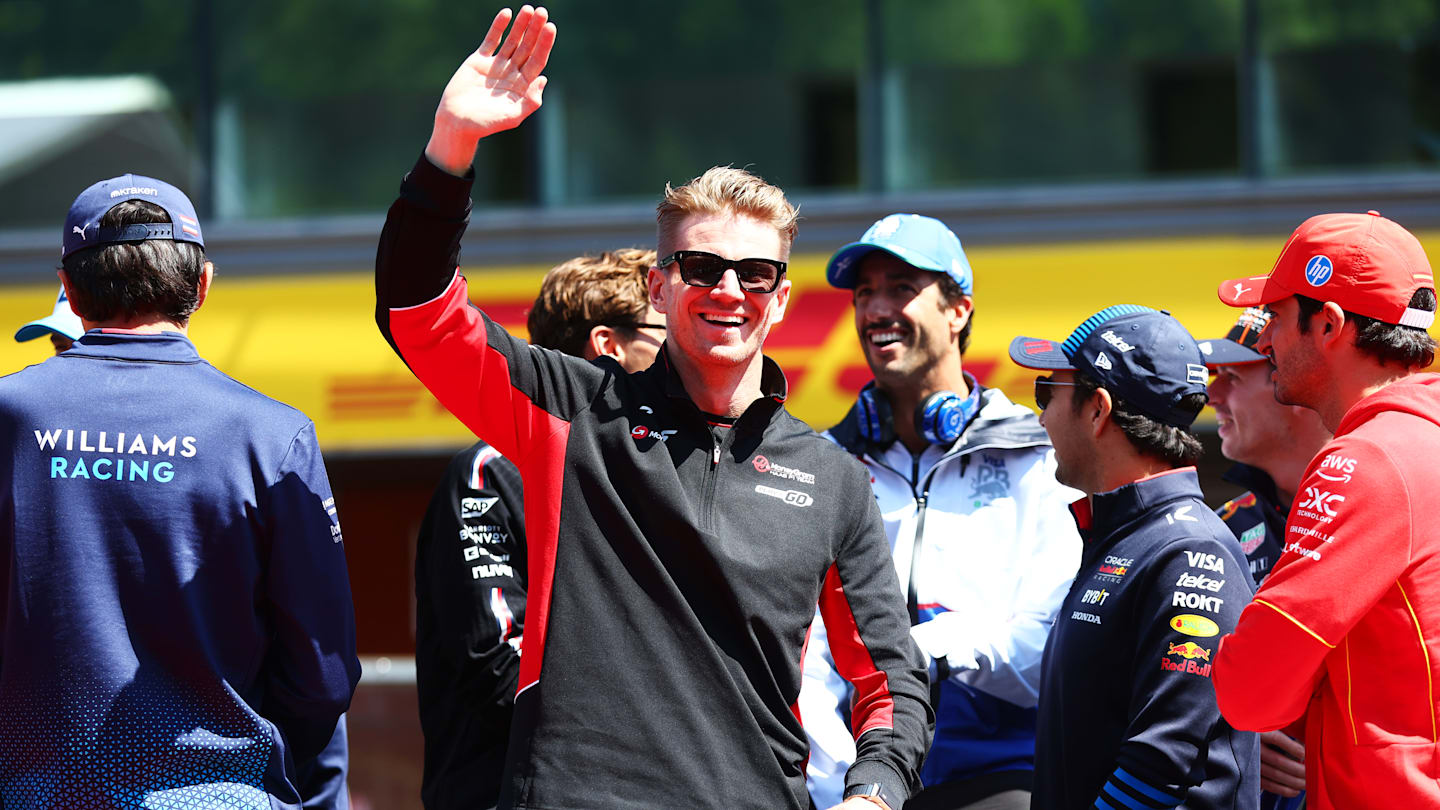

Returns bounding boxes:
[949,294,974,340]
[195,262,214,311]
[1318,300,1349,350]
[648,265,668,314]
[768,277,792,325]
[57,269,79,318]
[1089,386,1114,439]
[586,324,621,362]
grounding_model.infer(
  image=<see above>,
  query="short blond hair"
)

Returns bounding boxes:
[526,249,656,358]
[656,166,798,259]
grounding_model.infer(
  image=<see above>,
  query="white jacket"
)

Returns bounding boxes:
[803,385,1081,804]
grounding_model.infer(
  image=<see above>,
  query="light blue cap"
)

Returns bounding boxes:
[826,213,973,294]
[14,285,84,343]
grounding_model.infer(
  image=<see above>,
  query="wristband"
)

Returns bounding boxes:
[843,783,894,810]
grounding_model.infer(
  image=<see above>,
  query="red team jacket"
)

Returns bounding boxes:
[1214,374,1440,808]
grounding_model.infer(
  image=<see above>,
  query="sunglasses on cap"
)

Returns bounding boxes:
[658,250,787,294]
[1034,376,1082,411]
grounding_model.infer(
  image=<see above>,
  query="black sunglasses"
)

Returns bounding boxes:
[658,250,787,294]
[1034,376,1082,411]
[610,321,666,332]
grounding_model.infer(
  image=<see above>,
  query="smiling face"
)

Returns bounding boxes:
[1209,360,1316,467]
[1254,297,1325,410]
[649,212,790,376]
[852,252,970,394]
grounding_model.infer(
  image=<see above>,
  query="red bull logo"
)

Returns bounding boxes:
[1167,641,1211,661]
[1160,640,1214,677]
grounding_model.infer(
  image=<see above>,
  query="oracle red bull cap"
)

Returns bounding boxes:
[1197,307,1270,367]
[63,174,204,260]
[1010,305,1208,428]
[1218,211,1434,329]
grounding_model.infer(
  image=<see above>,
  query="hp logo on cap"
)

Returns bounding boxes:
[1305,255,1334,287]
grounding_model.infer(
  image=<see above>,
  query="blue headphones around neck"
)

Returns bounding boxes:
[855,381,977,447]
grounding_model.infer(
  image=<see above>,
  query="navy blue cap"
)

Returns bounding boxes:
[1197,307,1270,367]
[827,213,973,293]
[63,174,204,260]
[1009,305,1209,428]
[14,285,84,343]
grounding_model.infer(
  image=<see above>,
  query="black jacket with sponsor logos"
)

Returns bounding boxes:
[1034,468,1259,810]
[375,155,932,810]
[1214,464,1288,586]
[415,441,527,810]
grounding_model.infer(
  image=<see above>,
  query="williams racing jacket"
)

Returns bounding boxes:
[376,154,932,810]
[1034,468,1259,810]
[1214,374,1440,809]
[0,331,360,808]
[801,384,1081,806]
[1214,464,1288,585]
[415,441,527,810]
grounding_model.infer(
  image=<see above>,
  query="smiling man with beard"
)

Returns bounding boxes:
[373,8,931,810]
[801,214,1080,810]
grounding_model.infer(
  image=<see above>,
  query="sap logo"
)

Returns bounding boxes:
[1183,551,1225,574]
[1166,505,1198,524]
[1081,588,1109,605]
[1173,591,1224,612]
[1094,352,1113,370]
[1301,487,1345,517]
[1100,330,1135,352]
[1315,454,1356,483]
[631,425,677,442]
[461,496,498,519]
[755,484,813,508]
[1175,572,1225,592]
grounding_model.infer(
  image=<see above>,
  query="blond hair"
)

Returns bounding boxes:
[656,167,798,258]
[526,249,656,358]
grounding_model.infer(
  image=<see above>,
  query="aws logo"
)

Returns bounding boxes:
[1315,454,1356,483]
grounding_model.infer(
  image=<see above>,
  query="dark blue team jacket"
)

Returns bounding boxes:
[0,331,360,809]
[1034,469,1259,810]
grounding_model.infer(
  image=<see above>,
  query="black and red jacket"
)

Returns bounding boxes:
[376,155,932,810]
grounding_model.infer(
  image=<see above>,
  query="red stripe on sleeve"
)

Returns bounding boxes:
[818,562,895,737]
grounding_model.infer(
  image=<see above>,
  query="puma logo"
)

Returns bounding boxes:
[72,224,89,241]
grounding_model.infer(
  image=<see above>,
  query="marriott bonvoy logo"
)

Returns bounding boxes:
[752,455,816,485]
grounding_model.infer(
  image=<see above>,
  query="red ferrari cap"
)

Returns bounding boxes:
[1217,211,1435,329]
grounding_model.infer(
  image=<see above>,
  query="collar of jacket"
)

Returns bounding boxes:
[63,330,202,364]
[1220,463,1284,512]
[653,344,789,425]
[1071,467,1203,546]
[828,383,1050,457]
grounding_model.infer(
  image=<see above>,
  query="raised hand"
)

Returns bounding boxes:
[425,6,557,175]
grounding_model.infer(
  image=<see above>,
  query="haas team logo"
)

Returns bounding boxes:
[753,455,771,473]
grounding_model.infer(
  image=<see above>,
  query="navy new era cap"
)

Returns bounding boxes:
[63,174,204,260]
[1198,307,1271,367]
[1009,304,1209,428]
[827,213,973,293]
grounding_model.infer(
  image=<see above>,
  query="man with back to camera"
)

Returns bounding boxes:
[801,213,1081,810]
[1199,307,1332,807]
[1212,211,1440,808]
[0,175,360,807]
[14,285,83,355]
[1009,305,1259,810]
[415,249,664,810]
[375,7,931,809]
